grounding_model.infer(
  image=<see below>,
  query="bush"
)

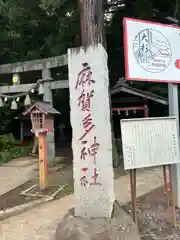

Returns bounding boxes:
[0,150,12,163]
[0,145,32,164]
[0,133,32,163]
[0,133,15,151]
[10,145,32,159]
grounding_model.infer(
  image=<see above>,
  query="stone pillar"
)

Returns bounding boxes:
[68,44,115,218]
[42,68,55,166]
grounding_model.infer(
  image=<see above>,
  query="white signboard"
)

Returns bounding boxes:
[68,44,115,218]
[121,117,180,170]
[124,17,180,83]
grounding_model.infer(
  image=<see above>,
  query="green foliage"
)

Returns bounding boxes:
[10,145,32,159]
[0,150,12,163]
[0,145,32,163]
[0,0,80,64]
[0,133,15,151]
[0,105,13,134]
[0,133,31,163]
[0,0,179,96]
[0,145,32,164]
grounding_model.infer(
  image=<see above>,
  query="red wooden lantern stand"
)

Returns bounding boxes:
[38,129,48,190]
[22,102,59,191]
[30,109,55,190]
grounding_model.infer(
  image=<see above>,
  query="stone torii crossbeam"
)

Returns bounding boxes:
[0,54,69,165]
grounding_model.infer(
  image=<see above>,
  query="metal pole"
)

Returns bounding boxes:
[168,83,180,207]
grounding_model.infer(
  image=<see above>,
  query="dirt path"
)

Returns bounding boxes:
[0,167,164,240]
[0,157,37,196]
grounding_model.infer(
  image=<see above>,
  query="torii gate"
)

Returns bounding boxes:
[0,54,69,165]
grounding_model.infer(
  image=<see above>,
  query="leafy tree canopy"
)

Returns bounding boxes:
[0,0,179,96]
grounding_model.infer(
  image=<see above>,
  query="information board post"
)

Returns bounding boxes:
[168,83,180,207]
[121,117,179,225]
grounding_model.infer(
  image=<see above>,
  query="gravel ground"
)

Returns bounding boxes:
[124,187,180,240]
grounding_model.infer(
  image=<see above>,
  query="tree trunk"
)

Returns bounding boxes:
[79,0,105,47]
[79,0,120,167]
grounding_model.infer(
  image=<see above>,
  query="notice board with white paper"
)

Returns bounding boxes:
[121,117,180,170]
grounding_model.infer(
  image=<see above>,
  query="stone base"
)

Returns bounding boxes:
[54,201,141,240]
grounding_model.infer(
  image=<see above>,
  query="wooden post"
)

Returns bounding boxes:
[130,169,137,223]
[163,165,171,219]
[163,165,169,199]
[168,164,176,226]
[39,132,48,190]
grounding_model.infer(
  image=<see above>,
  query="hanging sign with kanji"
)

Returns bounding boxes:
[68,44,115,218]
